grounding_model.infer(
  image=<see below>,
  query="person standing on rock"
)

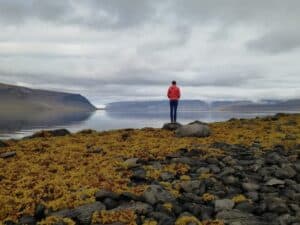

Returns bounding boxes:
[167,80,181,123]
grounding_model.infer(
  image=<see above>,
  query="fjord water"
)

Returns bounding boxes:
[0,109,295,139]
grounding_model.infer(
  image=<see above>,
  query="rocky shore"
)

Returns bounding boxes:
[0,113,299,225]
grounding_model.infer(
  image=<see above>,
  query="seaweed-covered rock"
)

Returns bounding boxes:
[19,215,36,225]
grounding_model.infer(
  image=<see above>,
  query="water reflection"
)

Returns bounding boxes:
[0,109,296,140]
[0,110,94,139]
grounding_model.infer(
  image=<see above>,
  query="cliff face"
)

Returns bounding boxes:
[0,83,96,112]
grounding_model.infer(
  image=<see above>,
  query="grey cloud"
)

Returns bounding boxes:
[247,30,300,53]
[0,0,73,24]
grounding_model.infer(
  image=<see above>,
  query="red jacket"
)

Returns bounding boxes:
[167,85,181,100]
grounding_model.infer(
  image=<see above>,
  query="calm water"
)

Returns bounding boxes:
[0,110,297,139]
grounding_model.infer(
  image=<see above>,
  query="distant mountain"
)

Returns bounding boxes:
[220,99,300,112]
[106,100,209,112]
[106,99,300,112]
[0,83,96,112]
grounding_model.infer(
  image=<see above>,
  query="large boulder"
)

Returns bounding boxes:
[162,122,182,131]
[175,123,211,138]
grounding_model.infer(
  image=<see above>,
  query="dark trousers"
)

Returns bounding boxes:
[169,100,178,123]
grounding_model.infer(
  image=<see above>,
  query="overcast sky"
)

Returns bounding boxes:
[0,0,299,105]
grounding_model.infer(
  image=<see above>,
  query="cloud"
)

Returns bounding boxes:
[0,0,299,104]
[247,29,300,53]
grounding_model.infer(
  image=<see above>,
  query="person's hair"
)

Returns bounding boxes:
[172,80,176,85]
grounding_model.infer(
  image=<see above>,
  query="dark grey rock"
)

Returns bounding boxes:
[103,198,118,210]
[235,202,255,213]
[274,165,296,179]
[162,122,182,131]
[223,175,239,185]
[175,123,211,138]
[215,199,235,212]
[35,204,46,220]
[242,182,260,192]
[199,206,214,220]
[95,189,119,201]
[208,164,221,174]
[116,202,153,215]
[29,129,71,138]
[19,216,36,225]
[0,151,16,159]
[142,185,175,205]
[160,172,175,181]
[131,168,147,182]
[216,209,267,225]
[265,178,285,186]
[50,202,105,225]
[0,140,8,148]
[149,212,175,225]
[246,192,259,202]
[265,197,289,214]
[74,202,106,225]
[265,152,285,165]
[179,180,201,193]
[196,167,210,174]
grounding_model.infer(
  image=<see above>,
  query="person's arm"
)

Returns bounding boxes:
[167,87,171,98]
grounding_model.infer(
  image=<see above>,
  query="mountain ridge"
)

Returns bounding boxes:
[0,82,96,112]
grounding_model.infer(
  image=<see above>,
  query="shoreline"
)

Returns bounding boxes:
[0,113,299,224]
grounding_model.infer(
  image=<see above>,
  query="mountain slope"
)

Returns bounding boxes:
[0,83,96,112]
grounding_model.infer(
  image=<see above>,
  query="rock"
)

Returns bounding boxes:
[223,176,239,185]
[242,183,260,192]
[265,152,285,165]
[175,123,211,138]
[149,212,175,225]
[19,215,36,225]
[274,165,296,179]
[0,140,8,148]
[35,203,46,220]
[179,180,201,193]
[215,199,235,212]
[265,178,285,186]
[235,202,255,213]
[116,202,153,215]
[74,202,106,225]
[131,168,147,182]
[246,192,259,202]
[208,164,221,174]
[196,167,210,175]
[142,185,175,205]
[95,189,119,201]
[160,172,175,181]
[216,209,267,225]
[199,206,214,220]
[123,158,141,169]
[162,122,182,131]
[103,198,118,210]
[0,151,16,159]
[29,129,71,138]
[265,197,289,214]
[49,202,106,224]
